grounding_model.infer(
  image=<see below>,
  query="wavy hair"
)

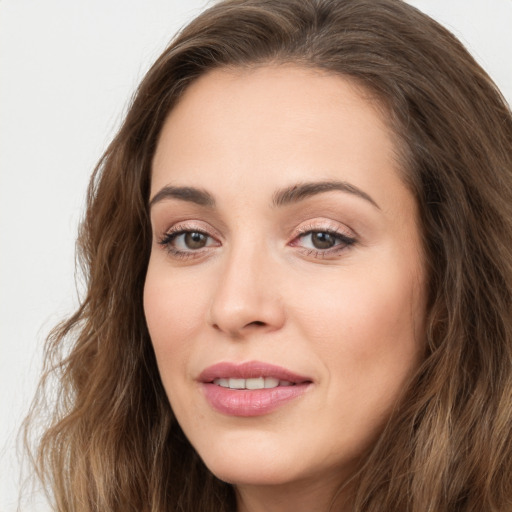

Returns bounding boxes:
[25,0,512,510]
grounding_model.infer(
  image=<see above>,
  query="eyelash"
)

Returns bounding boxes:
[157,223,357,260]
[292,224,356,258]
[158,223,216,260]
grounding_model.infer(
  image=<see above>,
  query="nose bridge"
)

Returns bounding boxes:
[208,233,284,336]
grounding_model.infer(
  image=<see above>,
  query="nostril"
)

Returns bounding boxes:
[249,321,266,327]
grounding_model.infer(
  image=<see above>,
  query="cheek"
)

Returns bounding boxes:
[292,258,424,390]
[143,261,209,377]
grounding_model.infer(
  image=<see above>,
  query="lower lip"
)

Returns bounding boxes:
[202,383,310,417]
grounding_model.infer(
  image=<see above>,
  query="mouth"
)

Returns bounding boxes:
[212,376,295,389]
[199,360,312,386]
[198,361,312,417]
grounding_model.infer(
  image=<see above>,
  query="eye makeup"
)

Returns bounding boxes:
[156,218,357,262]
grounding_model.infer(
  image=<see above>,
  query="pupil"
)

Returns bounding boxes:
[312,232,335,249]
[185,232,206,249]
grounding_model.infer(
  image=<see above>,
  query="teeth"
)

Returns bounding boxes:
[212,377,294,389]
[264,377,279,388]
[246,377,264,389]
[229,378,245,389]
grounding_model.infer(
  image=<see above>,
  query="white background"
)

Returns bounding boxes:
[1,1,511,510]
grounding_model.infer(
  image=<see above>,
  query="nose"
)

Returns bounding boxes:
[208,243,285,338]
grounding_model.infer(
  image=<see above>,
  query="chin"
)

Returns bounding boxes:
[192,431,306,486]
[207,458,310,488]
[192,430,355,491]
[210,464,290,487]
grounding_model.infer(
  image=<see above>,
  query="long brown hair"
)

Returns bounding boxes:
[25,0,512,510]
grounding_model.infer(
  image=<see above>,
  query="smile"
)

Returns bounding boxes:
[199,361,312,416]
[212,377,294,389]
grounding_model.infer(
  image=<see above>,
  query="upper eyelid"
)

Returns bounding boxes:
[159,229,355,252]
[157,218,356,241]
[292,220,355,237]
[163,221,222,239]
[293,228,356,245]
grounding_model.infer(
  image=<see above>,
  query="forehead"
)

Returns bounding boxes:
[151,64,402,207]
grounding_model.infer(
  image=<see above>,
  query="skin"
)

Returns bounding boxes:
[144,65,426,512]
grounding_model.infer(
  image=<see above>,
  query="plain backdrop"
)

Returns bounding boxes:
[1,1,511,510]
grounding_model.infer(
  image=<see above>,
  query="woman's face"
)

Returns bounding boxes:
[144,65,426,493]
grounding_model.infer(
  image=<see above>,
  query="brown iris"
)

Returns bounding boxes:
[310,231,336,249]
[184,232,208,249]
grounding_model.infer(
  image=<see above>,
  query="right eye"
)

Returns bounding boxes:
[171,231,211,250]
[159,229,218,255]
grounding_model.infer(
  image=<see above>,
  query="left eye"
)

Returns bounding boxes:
[297,231,353,250]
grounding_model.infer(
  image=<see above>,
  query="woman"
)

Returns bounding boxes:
[27,0,512,511]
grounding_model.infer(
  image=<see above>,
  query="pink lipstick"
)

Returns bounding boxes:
[198,361,312,417]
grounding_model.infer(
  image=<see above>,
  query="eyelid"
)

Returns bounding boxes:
[156,218,357,261]
[291,219,356,239]
[288,219,358,256]
[160,220,222,240]
[157,220,222,260]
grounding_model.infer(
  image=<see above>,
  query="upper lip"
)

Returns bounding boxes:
[198,361,312,384]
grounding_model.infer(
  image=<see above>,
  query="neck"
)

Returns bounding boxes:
[235,474,353,512]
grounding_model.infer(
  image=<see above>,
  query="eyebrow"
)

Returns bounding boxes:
[149,180,379,210]
[272,180,380,209]
[149,186,216,208]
